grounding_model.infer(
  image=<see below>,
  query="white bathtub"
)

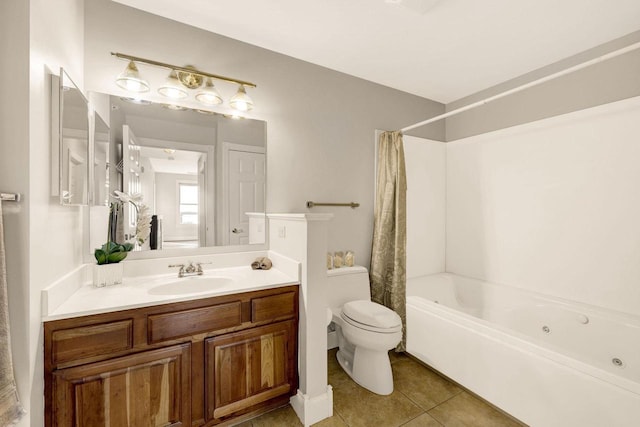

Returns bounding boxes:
[406,273,640,427]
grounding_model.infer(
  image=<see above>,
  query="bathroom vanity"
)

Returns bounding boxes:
[43,283,299,426]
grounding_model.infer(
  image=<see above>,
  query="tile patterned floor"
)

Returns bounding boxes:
[236,349,524,427]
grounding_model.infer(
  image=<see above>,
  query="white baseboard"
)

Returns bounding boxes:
[290,386,333,427]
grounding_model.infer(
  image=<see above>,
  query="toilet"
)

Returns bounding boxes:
[326,266,402,395]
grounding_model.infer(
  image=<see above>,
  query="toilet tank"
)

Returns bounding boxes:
[326,266,371,309]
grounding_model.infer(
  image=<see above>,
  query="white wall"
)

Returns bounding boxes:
[403,136,446,278]
[446,96,640,315]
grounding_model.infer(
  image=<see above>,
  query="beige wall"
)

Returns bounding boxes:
[84,0,446,268]
[0,1,30,424]
[446,31,640,141]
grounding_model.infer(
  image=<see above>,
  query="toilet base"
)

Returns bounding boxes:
[336,347,394,395]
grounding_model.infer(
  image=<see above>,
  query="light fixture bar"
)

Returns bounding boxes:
[111,52,257,88]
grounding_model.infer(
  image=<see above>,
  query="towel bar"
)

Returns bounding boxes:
[0,193,21,202]
[306,201,359,209]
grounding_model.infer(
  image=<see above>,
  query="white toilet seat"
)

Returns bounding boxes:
[341,300,402,333]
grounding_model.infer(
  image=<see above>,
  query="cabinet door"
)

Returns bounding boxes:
[53,343,191,427]
[205,320,296,421]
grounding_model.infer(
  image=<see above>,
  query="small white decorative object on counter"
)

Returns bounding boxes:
[327,252,334,270]
[345,250,355,267]
[93,263,124,287]
[333,251,344,268]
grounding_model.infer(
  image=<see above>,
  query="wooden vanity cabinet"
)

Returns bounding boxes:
[52,343,191,426]
[206,320,296,422]
[44,285,299,427]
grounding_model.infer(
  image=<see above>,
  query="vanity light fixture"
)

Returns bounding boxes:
[115,61,150,93]
[111,52,256,111]
[158,70,189,99]
[177,66,204,89]
[195,78,223,106]
[229,85,254,112]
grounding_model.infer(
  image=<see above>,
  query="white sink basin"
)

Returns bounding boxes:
[147,276,234,295]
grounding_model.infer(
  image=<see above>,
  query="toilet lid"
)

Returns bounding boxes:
[341,300,402,331]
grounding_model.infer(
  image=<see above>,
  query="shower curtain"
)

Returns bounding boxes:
[0,201,25,425]
[370,131,407,351]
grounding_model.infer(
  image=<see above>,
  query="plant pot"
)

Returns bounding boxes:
[93,263,124,287]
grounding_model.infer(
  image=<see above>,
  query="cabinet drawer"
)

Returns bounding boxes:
[251,291,296,323]
[51,320,133,365]
[148,301,242,343]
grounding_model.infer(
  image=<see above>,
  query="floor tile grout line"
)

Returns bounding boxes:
[394,385,431,413]
[329,400,350,427]
[426,389,465,415]
[398,410,445,427]
[391,359,463,414]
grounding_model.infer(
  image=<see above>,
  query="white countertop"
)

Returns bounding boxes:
[44,266,298,322]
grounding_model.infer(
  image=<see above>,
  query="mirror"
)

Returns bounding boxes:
[58,69,90,205]
[97,95,266,252]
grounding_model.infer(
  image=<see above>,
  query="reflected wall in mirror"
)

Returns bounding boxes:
[104,95,266,251]
[59,69,90,206]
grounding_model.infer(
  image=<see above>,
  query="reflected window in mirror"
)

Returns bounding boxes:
[179,183,199,225]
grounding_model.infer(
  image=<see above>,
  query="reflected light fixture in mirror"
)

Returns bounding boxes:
[229,85,254,112]
[115,61,150,93]
[121,97,152,106]
[111,52,256,112]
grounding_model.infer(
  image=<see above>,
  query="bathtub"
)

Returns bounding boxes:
[406,273,640,427]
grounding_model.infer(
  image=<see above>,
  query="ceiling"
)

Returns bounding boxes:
[140,146,200,175]
[114,0,640,104]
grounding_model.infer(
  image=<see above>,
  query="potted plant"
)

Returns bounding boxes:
[93,192,152,287]
[93,201,135,287]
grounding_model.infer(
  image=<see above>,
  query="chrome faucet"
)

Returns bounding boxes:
[169,261,212,278]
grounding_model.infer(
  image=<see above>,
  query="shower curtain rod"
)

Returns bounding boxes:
[400,40,640,133]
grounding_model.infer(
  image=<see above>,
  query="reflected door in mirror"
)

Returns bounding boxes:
[227,147,265,245]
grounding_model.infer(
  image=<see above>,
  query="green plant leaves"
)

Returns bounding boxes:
[94,249,107,265]
[94,241,135,265]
